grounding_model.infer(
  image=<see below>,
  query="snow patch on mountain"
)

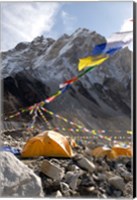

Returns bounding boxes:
[1,28,132,130]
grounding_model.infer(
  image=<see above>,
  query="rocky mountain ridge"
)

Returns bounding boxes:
[1,28,132,130]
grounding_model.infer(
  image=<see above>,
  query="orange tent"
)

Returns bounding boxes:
[91,146,112,158]
[108,146,132,159]
[91,145,132,159]
[21,131,73,158]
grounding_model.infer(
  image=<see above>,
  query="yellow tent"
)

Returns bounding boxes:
[110,146,132,158]
[91,146,112,158]
[91,145,132,159]
[21,130,73,158]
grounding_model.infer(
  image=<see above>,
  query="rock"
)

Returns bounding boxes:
[64,171,80,190]
[123,181,133,198]
[60,182,70,192]
[116,163,125,168]
[43,180,60,195]
[69,190,80,197]
[41,160,64,181]
[117,167,132,182]
[92,173,99,181]
[37,156,45,161]
[87,186,96,192]
[123,172,132,182]
[98,173,107,181]
[66,164,80,172]
[105,171,115,178]
[80,172,95,187]
[96,165,104,172]
[0,152,44,197]
[113,190,123,197]
[52,190,62,197]
[125,160,132,172]
[60,182,70,196]
[78,185,99,197]
[108,176,125,191]
[50,158,61,165]
[76,156,96,173]
[101,194,107,198]
[3,141,9,145]
[98,187,106,193]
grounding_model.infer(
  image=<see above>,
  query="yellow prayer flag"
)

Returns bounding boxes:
[78,55,109,71]
[127,130,132,135]
[91,130,96,135]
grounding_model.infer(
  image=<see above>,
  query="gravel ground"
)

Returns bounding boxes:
[1,130,133,198]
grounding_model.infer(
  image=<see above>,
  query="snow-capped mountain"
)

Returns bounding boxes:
[1,28,132,130]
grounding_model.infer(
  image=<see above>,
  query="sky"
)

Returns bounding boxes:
[1,1,133,51]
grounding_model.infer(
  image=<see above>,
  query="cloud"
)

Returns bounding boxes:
[61,11,77,33]
[1,2,60,51]
[120,18,133,32]
[119,18,133,51]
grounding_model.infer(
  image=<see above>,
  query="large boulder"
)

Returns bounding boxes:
[0,152,44,197]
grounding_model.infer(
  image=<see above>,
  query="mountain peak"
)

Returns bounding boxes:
[2,28,132,130]
[74,27,90,33]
